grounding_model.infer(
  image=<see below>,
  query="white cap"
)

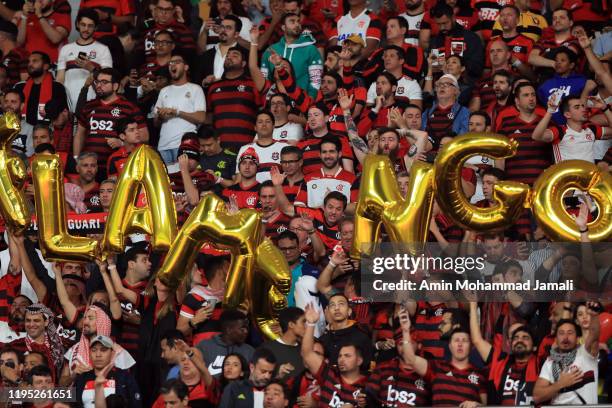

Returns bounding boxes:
[437,74,459,89]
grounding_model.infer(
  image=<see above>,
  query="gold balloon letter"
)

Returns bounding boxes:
[157,194,291,340]
[532,160,612,241]
[434,133,531,231]
[351,155,435,259]
[102,145,177,253]
[31,155,99,261]
[0,112,30,233]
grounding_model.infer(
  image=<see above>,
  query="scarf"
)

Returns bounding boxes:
[22,72,53,118]
[24,303,63,378]
[70,305,111,370]
[549,347,578,382]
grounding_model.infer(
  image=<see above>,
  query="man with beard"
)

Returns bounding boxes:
[528,8,581,71]
[486,70,514,131]
[359,72,411,134]
[199,15,241,85]
[68,152,100,209]
[75,68,148,181]
[14,52,67,154]
[534,303,600,405]
[497,82,551,188]
[0,294,31,343]
[301,303,368,407]
[261,13,322,99]
[301,136,357,209]
[470,40,513,111]
[154,52,206,164]
[470,302,539,405]
[207,46,260,153]
[428,3,484,81]
[15,0,70,62]
[399,0,426,46]
[61,305,135,381]
[56,8,112,112]
[220,347,277,407]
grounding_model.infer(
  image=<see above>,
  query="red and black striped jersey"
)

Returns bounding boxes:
[414,302,447,360]
[431,212,464,243]
[0,274,21,323]
[471,0,514,41]
[138,60,166,80]
[222,182,260,209]
[77,96,146,171]
[207,75,261,153]
[262,212,292,242]
[486,34,534,66]
[139,21,196,64]
[168,168,216,195]
[1,47,29,88]
[425,105,455,148]
[362,43,426,82]
[426,360,486,406]
[282,178,307,205]
[533,32,581,60]
[107,146,131,178]
[116,279,146,354]
[367,358,432,407]
[316,361,367,407]
[497,113,552,185]
[296,207,340,251]
[473,74,497,111]
[178,286,223,335]
[297,133,353,175]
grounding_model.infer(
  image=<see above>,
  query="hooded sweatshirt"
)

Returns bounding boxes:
[261,32,323,99]
[196,334,255,377]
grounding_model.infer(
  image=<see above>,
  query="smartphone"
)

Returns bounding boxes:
[78,51,88,60]
[431,49,440,66]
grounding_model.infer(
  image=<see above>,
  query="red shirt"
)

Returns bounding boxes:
[80,0,135,38]
[24,1,72,62]
[426,360,486,406]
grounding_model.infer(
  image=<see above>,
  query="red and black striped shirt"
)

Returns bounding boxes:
[426,360,486,406]
[474,74,496,111]
[139,22,196,64]
[425,105,455,148]
[297,133,353,175]
[316,362,367,407]
[207,75,261,153]
[295,207,340,252]
[367,358,431,407]
[221,182,260,209]
[281,178,306,205]
[116,279,146,354]
[414,302,447,360]
[1,47,29,89]
[486,34,534,66]
[77,96,146,172]
[497,113,552,186]
[262,212,291,242]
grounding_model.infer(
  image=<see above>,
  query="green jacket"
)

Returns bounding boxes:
[261,32,323,99]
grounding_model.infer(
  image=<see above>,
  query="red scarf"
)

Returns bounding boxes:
[22,73,53,117]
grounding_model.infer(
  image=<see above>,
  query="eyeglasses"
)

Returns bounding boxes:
[154,40,174,46]
[270,101,287,107]
[278,246,298,252]
[435,82,455,89]
[280,159,300,164]
[155,6,174,13]
[94,79,112,85]
[0,360,16,368]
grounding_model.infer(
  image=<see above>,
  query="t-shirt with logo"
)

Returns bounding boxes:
[316,361,367,407]
[329,9,383,45]
[426,360,486,406]
[304,167,357,208]
[57,41,113,111]
[295,207,340,251]
[222,182,260,209]
[235,141,287,183]
[155,82,206,151]
[273,122,304,143]
[548,123,605,163]
[366,357,431,407]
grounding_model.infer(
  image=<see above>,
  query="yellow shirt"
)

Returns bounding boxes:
[492,11,549,42]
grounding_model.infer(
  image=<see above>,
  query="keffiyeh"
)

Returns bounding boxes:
[25,303,64,377]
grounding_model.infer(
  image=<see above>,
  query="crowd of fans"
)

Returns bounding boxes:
[0,0,610,406]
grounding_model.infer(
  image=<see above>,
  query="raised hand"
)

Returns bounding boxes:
[269,166,286,186]
[304,302,320,324]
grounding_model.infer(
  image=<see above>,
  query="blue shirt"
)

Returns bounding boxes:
[537,73,588,125]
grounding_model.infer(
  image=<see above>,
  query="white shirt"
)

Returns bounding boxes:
[399,12,425,47]
[367,75,422,104]
[212,41,237,79]
[273,122,304,143]
[551,124,605,163]
[57,41,113,111]
[539,344,598,405]
[155,82,206,151]
[333,9,377,44]
[236,141,287,182]
[201,16,253,50]
[64,346,136,374]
